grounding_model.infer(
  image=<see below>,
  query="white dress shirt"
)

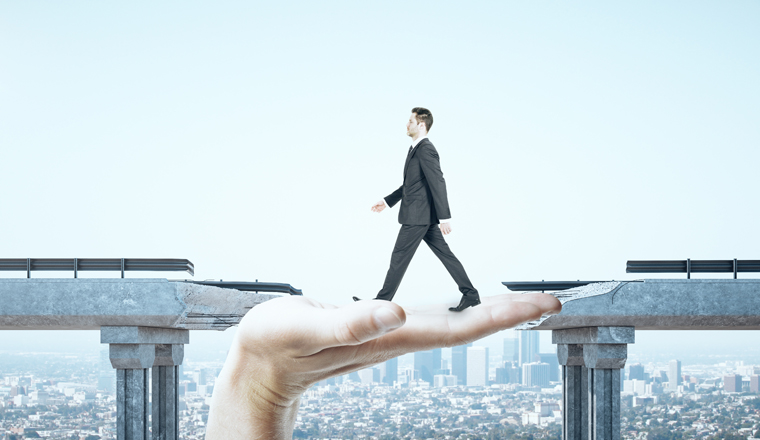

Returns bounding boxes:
[382,136,451,223]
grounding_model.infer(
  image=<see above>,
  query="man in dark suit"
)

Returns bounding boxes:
[354,107,480,312]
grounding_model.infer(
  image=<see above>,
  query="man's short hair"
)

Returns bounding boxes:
[412,107,433,132]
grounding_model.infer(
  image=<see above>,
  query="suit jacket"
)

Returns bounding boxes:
[384,138,452,225]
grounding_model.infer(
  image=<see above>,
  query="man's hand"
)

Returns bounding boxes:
[440,222,452,235]
[206,293,561,440]
[371,200,386,212]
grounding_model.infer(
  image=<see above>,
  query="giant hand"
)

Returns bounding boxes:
[206,293,561,440]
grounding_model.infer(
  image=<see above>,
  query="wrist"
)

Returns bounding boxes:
[207,343,303,440]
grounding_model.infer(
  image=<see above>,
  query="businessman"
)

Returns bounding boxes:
[354,107,480,312]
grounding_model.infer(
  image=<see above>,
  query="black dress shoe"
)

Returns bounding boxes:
[449,296,481,312]
[352,296,361,302]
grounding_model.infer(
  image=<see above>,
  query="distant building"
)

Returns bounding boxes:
[522,362,550,388]
[466,346,488,387]
[519,331,539,366]
[383,357,398,385]
[495,367,509,384]
[503,337,518,364]
[623,379,647,395]
[507,362,521,384]
[452,343,472,386]
[358,368,380,384]
[628,363,645,381]
[724,374,742,393]
[397,367,413,385]
[633,396,656,407]
[668,360,681,391]
[737,364,760,377]
[29,391,49,405]
[536,353,560,382]
[197,384,214,396]
[646,382,663,395]
[414,349,442,385]
[653,370,668,385]
[521,401,560,425]
[433,374,458,387]
[495,362,521,384]
[751,375,760,393]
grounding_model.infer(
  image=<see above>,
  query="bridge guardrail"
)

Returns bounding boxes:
[0,258,194,278]
[627,259,760,279]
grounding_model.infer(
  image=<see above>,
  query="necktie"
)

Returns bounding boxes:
[404,146,414,179]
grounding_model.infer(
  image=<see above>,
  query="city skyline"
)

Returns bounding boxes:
[5,349,760,439]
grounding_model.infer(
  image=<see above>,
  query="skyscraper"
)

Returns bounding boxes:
[519,331,539,366]
[522,362,550,388]
[503,337,518,364]
[536,353,560,382]
[628,363,645,381]
[452,343,472,386]
[383,357,398,385]
[414,348,442,385]
[466,346,488,387]
[358,368,380,384]
[669,360,682,390]
[495,362,521,384]
[724,374,742,393]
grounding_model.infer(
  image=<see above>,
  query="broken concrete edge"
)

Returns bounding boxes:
[520,278,760,331]
[173,281,281,330]
[514,281,626,330]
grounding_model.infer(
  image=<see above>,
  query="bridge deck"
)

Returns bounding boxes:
[522,279,760,331]
[0,279,279,330]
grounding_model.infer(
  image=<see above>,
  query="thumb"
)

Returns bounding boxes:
[312,301,406,352]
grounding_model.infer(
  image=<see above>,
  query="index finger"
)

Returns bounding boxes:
[376,293,560,352]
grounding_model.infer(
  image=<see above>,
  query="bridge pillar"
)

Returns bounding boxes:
[101,327,189,440]
[558,344,587,440]
[152,344,184,440]
[553,327,634,440]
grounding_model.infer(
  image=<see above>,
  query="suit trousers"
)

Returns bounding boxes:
[376,224,479,301]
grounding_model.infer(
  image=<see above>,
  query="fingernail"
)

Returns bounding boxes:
[373,307,403,332]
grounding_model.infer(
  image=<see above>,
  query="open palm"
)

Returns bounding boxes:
[207,293,561,440]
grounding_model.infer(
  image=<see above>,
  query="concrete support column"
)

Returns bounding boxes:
[152,344,184,440]
[110,344,154,440]
[587,367,621,440]
[553,327,634,440]
[558,344,587,440]
[102,327,189,440]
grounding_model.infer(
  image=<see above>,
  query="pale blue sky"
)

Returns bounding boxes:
[1,1,759,359]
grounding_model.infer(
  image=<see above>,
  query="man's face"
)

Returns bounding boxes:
[406,113,423,137]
